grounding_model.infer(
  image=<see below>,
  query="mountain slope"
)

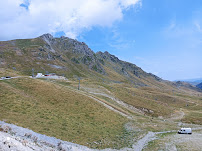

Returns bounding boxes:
[0,76,129,148]
[0,34,164,87]
[178,78,202,86]
[0,33,196,92]
[196,82,202,89]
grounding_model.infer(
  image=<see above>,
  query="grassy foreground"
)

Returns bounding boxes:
[0,78,130,149]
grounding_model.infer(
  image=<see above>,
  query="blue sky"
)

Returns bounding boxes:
[0,0,202,81]
[78,0,202,81]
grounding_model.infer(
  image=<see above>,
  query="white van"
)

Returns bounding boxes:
[178,128,192,134]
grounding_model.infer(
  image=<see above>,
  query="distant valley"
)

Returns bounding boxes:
[176,78,202,86]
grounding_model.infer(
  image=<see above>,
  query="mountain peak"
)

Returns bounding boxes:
[40,33,54,40]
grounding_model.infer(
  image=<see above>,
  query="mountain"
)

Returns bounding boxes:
[176,78,202,85]
[0,34,103,76]
[0,34,163,86]
[1,33,202,94]
[1,33,201,92]
[196,82,202,89]
[172,81,201,92]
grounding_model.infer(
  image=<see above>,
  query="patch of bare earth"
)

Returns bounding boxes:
[165,131,202,151]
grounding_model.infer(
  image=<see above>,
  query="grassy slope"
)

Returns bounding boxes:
[0,68,201,150]
[0,39,87,77]
[0,77,130,149]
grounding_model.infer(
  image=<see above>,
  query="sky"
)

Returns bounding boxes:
[0,0,202,81]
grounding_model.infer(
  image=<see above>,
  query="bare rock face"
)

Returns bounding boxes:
[40,33,54,41]
[148,73,162,81]
[39,34,105,74]
[40,33,56,53]
[40,34,94,56]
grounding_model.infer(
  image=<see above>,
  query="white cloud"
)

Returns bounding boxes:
[0,0,141,40]
[168,22,176,30]
[194,22,202,32]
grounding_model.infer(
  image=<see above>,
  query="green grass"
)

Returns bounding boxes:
[15,39,44,49]
[182,111,202,125]
[0,78,130,149]
[107,85,173,117]
[0,68,22,77]
[0,69,202,149]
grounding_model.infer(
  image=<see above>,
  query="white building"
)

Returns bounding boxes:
[36,73,44,78]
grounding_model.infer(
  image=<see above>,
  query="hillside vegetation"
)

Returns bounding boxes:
[0,34,202,149]
[0,76,129,149]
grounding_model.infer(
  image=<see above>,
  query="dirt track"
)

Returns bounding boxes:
[142,129,202,151]
[165,131,202,151]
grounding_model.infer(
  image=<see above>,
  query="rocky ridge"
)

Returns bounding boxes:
[0,33,184,88]
[196,82,202,89]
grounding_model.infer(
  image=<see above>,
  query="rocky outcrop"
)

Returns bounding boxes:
[40,34,94,56]
[40,34,56,53]
[39,34,105,74]
[37,34,164,80]
[148,73,162,81]
[0,121,93,151]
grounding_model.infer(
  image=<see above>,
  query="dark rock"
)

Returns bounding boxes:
[121,68,129,76]
[148,73,162,81]
[39,47,46,52]
[40,33,54,41]
[133,70,140,78]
